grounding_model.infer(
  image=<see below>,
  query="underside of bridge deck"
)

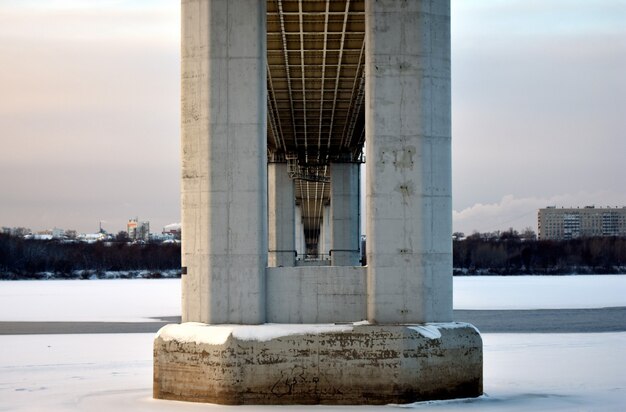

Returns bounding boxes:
[267,0,365,252]
[167,2,480,404]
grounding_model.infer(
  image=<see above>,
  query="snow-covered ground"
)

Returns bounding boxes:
[454,274,626,310]
[0,279,181,322]
[1,275,625,322]
[1,332,624,411]
[1,275,625,411]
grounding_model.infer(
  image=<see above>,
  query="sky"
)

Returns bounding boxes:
[0,0,624,235]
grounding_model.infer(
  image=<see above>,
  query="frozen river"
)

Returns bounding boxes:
[1,275,625,322]
[0,275,625,411]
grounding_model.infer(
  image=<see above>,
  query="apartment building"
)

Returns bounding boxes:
[538,206,626,240]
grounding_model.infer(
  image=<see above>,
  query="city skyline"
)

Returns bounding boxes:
[1,0,624,235]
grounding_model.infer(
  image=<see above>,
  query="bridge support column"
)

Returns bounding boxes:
[156,0,481,405]
[180,0,267,324]
[295,205,306,259]
[319,205,331,258]
[365,0,453,323]
[268,162,295,267]
[330,162,361,266]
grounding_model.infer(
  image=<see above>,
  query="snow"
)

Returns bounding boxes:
[407,325,442,339]
[156,322,475,345]
[352,320,370,326]
[157,323,355,345]
[1,275,624,323]
[1,275,625,410]
[1,333,624,411]
[453,275,626,310]
[407,323,480,340]
[0,279,180,322]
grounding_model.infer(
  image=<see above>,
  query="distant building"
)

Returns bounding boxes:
[31,233,53,240]
[52,227,65,239]
[538,206,626,240]
[127,218,150,241]
[78,232,106,243]
[162,223,182,240]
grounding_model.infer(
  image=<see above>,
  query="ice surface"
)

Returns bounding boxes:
[453,275,626,310]
[1,276,625,410]
[1,275,624,323]
[0,279,181,322]
[1,333,624,411]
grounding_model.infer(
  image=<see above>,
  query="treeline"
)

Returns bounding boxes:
[2,231,625,279]
[0,233,180,279]
[453,229,626,275]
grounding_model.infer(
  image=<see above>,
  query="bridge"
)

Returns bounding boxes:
[267,1,365,258]
[155,0,482,405]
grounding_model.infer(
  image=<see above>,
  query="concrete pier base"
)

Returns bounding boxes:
[153,322,482,405]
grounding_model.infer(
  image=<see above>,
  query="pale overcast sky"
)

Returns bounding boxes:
[0,0,624,235]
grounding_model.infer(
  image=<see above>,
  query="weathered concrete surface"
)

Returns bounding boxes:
[330,163,361,266]
[295,205,306,257]
[268,162,295,267]
[180,0,267,324]
[319,204,331,256]
[153,323,482,405]
[365,0,453,323]
[266,266,366,323]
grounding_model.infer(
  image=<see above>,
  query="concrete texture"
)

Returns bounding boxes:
[180,0,267,324]
[153,322,482,405]
[268,162,295,267]
[295,205,306,257]
[266,266,366,323]
[330,163,361,266]
[319,205,331,256]
[365,0,453,324]
[168,0,481,405]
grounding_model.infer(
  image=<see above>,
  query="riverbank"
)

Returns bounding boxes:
[0,269,182,280]
[453,266,626,276]
[3,267,625,280]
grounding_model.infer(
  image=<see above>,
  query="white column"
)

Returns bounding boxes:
[330,163,360,266]
[295,205,305,259]
[181,0,267,324]
[321,205,331,258]
[365,0,452,323]
[268,162,295,267]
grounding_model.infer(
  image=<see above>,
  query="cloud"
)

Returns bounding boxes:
[451,0,626,215]
[453,191,626,234]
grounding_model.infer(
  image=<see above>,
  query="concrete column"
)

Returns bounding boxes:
[181,0,266,324]
[295,205,305,259]
[268,162,295,267]
[365,0,452,323]
[320,205,331,258]
[330,163,360,266]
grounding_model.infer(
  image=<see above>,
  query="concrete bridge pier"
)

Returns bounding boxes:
[330,162,361,266]
[318,204,331,258]
[268,161,295,267]
[295,204,306,258]
[155,0,482,405]
[179,0,267,325]
[365,0,453,324]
